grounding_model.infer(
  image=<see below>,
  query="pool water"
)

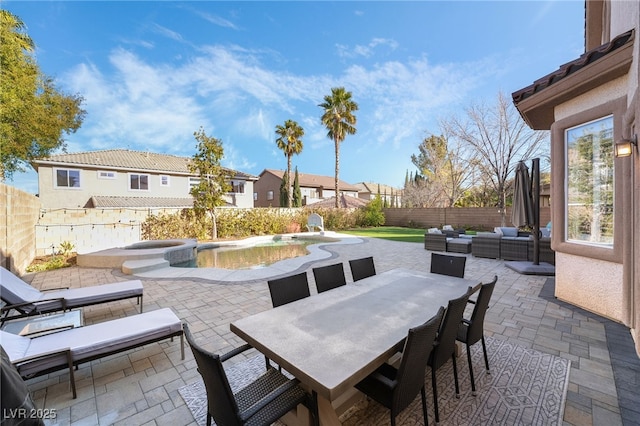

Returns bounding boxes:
[179,240,316,269]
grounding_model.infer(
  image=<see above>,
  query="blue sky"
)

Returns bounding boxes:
[5,1,585,195]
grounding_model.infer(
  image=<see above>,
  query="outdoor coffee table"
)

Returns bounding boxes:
[1,309,83,337]
[231,268,478,426]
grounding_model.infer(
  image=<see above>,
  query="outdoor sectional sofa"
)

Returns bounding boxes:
[426,227,555,264]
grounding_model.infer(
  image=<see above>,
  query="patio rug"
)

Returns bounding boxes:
[179,336,570,426]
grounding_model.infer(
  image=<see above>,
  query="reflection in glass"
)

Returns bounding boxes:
[566,116,614,246]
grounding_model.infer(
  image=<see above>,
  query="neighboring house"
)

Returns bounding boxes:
[31,149,258,209]
[512,1,639,354]
[355,182,403,207]
[253,169,360,207]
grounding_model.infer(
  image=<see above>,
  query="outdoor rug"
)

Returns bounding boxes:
[179,336,570,426]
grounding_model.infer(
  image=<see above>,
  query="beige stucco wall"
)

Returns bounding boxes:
[555,75,629,120]
[36,165,254,209]
[555,252,624,322]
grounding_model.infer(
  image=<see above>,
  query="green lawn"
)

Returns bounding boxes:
[342,227,425,243]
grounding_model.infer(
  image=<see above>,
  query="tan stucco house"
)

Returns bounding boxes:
[355,182,403,207]
[512,1,639,354]
[31,149,258,209]
[253,169,361,207]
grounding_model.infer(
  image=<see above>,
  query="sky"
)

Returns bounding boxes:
[4,0,586,195]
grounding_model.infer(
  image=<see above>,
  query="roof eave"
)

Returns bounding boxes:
[513,30,634,130]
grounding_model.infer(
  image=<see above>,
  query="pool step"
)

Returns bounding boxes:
[122,258,170,274]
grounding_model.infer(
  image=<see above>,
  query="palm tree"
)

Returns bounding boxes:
[319,87,358,208]
[275,120,304,208]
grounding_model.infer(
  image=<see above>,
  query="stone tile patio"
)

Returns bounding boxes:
[15,235,640,425]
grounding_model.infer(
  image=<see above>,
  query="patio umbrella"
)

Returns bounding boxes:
[511,161,534,228]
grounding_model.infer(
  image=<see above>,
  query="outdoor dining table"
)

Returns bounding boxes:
[230,267,479,426]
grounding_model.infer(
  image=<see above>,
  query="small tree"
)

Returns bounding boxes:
[292,167,302,207]
[279,172,289,207]
[188,127,230,240]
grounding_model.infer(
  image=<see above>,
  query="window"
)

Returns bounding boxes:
[160,175,170,186]
[55,169,81,188]
[129,174,149,191]
[188,177,200,191]
[253,192,258,201]
[97,171,116,179]
[565,115,614,247]
[231,181,245,194]
[267,190,274,200]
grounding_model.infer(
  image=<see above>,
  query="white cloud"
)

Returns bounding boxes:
[337,38,399,59]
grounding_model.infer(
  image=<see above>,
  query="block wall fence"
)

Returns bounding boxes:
[1,184,41,274]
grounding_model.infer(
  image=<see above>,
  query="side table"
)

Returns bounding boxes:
[1,309,83,337]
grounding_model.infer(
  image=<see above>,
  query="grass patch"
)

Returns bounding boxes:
[342,227,425,243]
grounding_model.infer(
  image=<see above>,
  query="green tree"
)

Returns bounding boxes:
[0,10,85,180]
[279,172,289,207]
[319,87,358,208]
[188,127,230,240]
[292,167,302,207]
[275,119,304,207]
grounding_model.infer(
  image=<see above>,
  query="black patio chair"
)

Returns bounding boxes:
[268,272,311,308]
[348,256,376,282]
[356,306,444,426]
[457,275,497,395]
[428,286,476,423]
[430,253,467,278]
[183,323,318,426]
[312,263,347,293]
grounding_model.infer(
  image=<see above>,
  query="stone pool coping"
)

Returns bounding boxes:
[80,232,363,283]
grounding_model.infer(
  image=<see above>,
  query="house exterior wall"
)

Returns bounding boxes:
[253,172,283,207]
[550,3,639,353]
[36,165,254,209]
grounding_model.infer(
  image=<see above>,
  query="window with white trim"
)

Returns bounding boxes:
[565,115,614,246]
[160,175,170,186]
[230,180,245,194]
[54,168,81,188]
[267,190,274,200]
[129,173,149,191]
[97,170,116,180]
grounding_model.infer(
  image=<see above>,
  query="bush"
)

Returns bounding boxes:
[141,206,371,241]
[358,197,386,227]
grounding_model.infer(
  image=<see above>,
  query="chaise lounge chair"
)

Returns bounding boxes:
[1,266,144,324]
[0,307,184,399]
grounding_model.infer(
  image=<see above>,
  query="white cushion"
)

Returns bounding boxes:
[442,225,454,231]
[427,228,442,234]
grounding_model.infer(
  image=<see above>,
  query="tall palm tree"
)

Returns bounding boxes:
[275,119,304,207]
[319,87,358,208]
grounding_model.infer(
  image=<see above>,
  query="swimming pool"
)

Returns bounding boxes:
[177,238,320,269]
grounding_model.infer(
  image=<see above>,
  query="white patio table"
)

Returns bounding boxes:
[230,267,479,426]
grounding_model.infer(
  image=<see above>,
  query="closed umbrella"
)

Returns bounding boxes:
[511,161,534,228]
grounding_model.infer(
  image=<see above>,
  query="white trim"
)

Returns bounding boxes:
[128,173,150,191]
[97,170,117,180]
[53,168,82,189]
[160,175,170,187]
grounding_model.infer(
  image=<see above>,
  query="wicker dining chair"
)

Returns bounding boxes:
[312,263,347,293]
[428,286,476,423]
[267,272,311,308]
[430,253,467,278]
[348,257,376,282]
[457,275,497,395]
[183,323,318,426]
[356,306,444,426]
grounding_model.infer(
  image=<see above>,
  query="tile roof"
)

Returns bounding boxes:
[354,182,401,194]
[33,149,258,180]
[88,196,195,208]
[260,169,360,191]
[512,29,634,104]
[306,195,370,208]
